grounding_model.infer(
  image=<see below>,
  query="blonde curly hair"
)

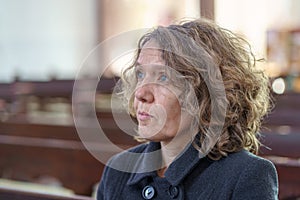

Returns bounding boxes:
[119,18,271,160]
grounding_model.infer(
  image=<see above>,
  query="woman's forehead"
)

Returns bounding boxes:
[139,47,161,58]
[137,45,164,66]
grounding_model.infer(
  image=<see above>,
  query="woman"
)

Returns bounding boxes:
[97,18,278,200]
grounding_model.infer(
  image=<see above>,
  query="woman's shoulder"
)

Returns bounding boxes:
[220,150,278,198]
[205,149,278,198]
[216,149,277,177]
[227,149,275,166]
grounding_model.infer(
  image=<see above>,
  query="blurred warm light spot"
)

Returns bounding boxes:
[276,125,292,135]
[263,62,285,78]
[292,76,300,92]
[272,77,286,94]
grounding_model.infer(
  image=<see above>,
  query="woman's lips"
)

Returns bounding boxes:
[137,111,153,121]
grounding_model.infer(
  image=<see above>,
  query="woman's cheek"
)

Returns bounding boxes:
[133,98,138,111]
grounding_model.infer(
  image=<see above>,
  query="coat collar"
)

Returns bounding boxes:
[127,141,209,186]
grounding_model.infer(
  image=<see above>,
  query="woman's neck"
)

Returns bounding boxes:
[158,129,197,177]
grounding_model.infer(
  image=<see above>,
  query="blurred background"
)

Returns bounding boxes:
[0,0,300,199]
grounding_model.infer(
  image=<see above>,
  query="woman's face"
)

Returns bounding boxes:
[133,41,193,143]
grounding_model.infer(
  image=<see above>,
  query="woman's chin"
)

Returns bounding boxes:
[138,126,161,140]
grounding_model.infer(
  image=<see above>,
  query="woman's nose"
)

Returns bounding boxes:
[135,84,154,103]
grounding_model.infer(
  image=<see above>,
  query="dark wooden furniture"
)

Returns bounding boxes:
[0,111,138,196]
[0,187,93,200]
[259,92,300,200]
[0,78,118,101]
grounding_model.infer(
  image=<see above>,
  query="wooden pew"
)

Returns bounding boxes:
[0,112,138,196]
[0,112,138,146]
[0,187,93,200]
[259,130,300,199]
[0,78,118,102]
[0,134,103,196]
[264,92,300,127]
[259,93,300,199]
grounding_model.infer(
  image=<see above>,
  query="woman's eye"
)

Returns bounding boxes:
[136,71,144,80]
[159,74,168,82]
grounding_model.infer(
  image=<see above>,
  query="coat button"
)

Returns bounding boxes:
[142,185,155,199]
[168,186,179,199]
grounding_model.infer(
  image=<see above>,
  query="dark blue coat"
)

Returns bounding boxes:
[97,142,278,200]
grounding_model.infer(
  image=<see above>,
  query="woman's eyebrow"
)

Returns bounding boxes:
[136,62,167,69]
[135,61,141,66]
[135,61,168,75]
[135,62,149,70]
[134,64,143,72]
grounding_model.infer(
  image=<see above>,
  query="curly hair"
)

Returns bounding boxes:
[119,18,271,160]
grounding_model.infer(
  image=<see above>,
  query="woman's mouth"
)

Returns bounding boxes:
[137,111,153,121]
